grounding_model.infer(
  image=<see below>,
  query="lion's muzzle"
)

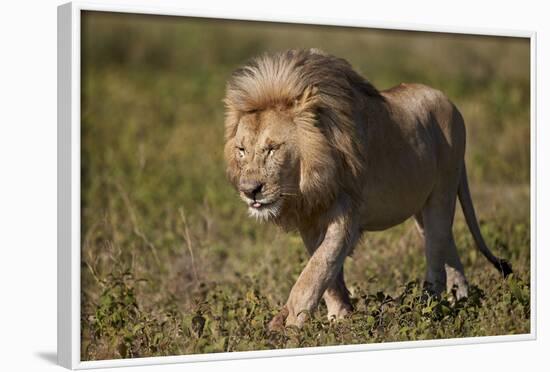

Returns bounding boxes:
[239,179,264,201]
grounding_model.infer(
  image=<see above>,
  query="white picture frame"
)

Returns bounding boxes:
[57,1,537,369]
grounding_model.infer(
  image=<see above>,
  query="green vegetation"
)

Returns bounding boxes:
[80,12,531,360]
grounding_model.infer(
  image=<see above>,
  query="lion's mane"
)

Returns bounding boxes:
[223,49,382,214]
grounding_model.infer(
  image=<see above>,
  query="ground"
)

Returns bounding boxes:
[80,12,531,360]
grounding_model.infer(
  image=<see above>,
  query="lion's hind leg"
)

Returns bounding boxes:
[420,190,469,300]
[324,269,353,320]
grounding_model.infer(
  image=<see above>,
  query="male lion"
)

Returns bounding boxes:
[223,49,512,329]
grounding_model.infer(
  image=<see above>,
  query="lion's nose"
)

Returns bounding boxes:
[239,179,264,200]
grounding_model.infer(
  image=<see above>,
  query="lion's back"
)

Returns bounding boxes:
[382,82,466,162]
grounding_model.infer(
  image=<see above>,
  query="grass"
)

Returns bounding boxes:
[80,12,531,360]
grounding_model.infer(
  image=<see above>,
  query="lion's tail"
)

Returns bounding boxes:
[458,164,513,278]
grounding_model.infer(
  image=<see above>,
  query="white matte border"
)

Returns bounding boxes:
[57,1,537,369]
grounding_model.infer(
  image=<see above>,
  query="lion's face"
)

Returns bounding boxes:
[228,109,300,221]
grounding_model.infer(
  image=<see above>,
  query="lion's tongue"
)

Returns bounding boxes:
[252,202,261,208]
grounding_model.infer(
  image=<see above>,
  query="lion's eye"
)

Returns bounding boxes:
[268,148,275,156]
[237,147,245,158]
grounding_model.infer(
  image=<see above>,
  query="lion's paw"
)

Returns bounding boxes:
[267,306,289,332]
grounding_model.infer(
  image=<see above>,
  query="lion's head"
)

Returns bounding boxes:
[223,49,381,223]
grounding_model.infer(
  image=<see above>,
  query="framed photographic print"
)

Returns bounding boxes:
[58,1,536,369]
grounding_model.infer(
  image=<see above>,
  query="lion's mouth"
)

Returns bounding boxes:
[250,200,273,209]
[243,196,283,221]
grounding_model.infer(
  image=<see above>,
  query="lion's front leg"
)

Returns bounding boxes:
[300,227,353,322]
[283,206,357,328]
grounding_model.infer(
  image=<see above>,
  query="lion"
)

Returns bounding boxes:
[223,48,512,329]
